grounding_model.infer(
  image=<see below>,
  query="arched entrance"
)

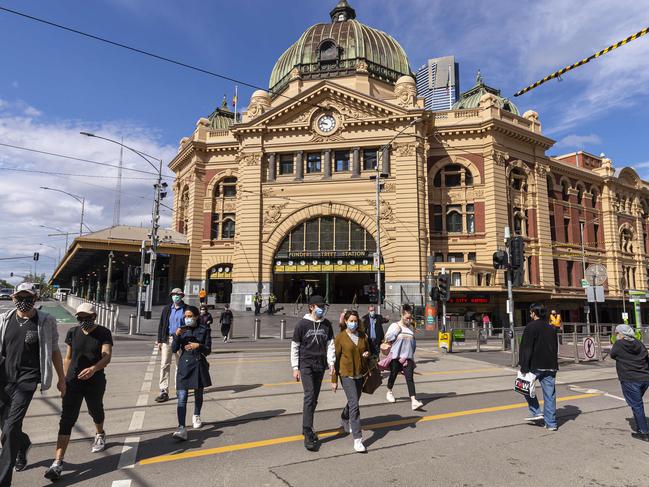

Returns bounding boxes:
[273,216,384,304]
[207,264,233,303]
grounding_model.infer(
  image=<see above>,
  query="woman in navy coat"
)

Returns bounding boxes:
[171,305,212,441]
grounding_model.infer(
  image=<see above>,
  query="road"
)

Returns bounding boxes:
[1,302,647,486]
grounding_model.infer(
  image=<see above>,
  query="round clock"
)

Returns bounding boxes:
[317,114,336,133]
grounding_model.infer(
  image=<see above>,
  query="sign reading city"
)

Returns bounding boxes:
[447,295,490,304]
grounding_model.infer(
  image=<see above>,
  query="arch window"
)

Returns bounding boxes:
[576,185,585,205]
[591,189,599,208]
[222,217,236,240]
[446,206,463,233]
[621,228,634,253]
[561,180,570,202]
[213,177,237,198]
[179,187,190,234]
[433,164,474,188]
[319,40,339,64]
[510,168,527,191]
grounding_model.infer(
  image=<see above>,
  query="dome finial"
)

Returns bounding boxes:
[475,69,483,86]
[221,95,228,109]
[330,0,356,22]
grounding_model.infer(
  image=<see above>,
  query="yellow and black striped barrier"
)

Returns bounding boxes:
[514,26,649,97]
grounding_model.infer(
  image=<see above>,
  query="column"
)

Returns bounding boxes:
[295,151,304,181]
[352,147,360,177]
[323,149,332,179]
[382,146,391,175]
[268,153,276,182]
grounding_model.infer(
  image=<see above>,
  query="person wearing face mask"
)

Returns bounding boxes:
[198,305,213,329]
[171,306,212,441]
[44,303,113,481]
[382,304,423,410]
[332,310,370,453]
[155,288,188,403]
[361,305,389,357]
[290,295,335,451]
[610,324,649,441]
[0,283,66,485]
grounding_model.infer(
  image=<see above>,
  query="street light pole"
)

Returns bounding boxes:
[105,251,114,305]
[40,187,86,237]
[40,225,71,251]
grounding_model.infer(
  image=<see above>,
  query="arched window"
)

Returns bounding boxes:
[319,40,339,64]
[179,186,190,234]
[214,177,237,198]
[211,177,237,241]
[433,164,474,188]
[576,185,585,205]
[621,228,634,253]
[547,175,555,199]
[510,168,527,191]
[561,180,570,202]
[222,218,236,240]
[591,189,599,208]
[446,207,463,233]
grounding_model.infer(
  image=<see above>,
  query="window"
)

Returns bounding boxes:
[468,252,476,262]
[547,175,555,199]
[621,228,634,253]
[433,205,443,232]
[335,150,350,172]
[550,214,557,241]
[465,171,473,187]
[434,254,444,263]
[576,186,584,205]
[320,217,334,250]
[567,261,574,286]
[222,217,236,240]
[447,253,464,263]
[466,204,475,234]
[591,190,598,208]
[222,177,237,198]
[561,181,570,202]
[433,164,473,188]
[210,215,219,240]
[350,222,365,250]
[485,273,491,286]
[363,148,378,171]
[446,206,462,233]
[593,224,599,247]
[291,223,305,251]
[433,171,442,188]
[335,218,349,250]
[553,259,560,286]
[510,168,527,191]
[306,153,321,173]
[477,273,483,286]
[319,40,338,63]
[451,272,462,287]
[305,220,319,251]
[279,154,294,175]
[563,218,570,242]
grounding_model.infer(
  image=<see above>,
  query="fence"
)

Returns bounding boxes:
[66,295,120,334]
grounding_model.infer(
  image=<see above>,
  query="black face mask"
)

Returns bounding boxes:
[79,320,95,331]
[15,297,35,313]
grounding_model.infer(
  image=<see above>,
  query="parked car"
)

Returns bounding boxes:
[0,288,13,300]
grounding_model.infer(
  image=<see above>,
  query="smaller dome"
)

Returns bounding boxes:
[452,71,519,115]
[207,95,239,130]
[395,75,416,86]
[251,89,270,100]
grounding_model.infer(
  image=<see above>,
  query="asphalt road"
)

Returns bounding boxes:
[2,302,648,487]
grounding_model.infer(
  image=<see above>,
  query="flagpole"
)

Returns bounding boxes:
[234,85,238,122]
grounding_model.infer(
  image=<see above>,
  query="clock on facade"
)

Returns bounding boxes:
[317,114,336,133]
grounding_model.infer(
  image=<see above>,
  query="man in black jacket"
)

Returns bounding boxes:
[361,305,388,357]
[155,288,187,403]
[518,303,558,430]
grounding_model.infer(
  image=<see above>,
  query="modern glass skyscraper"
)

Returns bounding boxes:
[416,56,460,111]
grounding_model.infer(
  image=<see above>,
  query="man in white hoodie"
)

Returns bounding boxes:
[291,295,335,451]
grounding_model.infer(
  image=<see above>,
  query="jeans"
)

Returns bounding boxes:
[525,370,557,428]
[387,360,416,397]
[59,376,106,435]
[341,377,363,439]
[620,381,649,434]
[176,388,204,427]
[0,381,37,487]
[300,366,325,431]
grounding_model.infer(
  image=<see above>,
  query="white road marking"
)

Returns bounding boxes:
[140,381,151,392]
[117,437,140,469]
[136,394,149,407]
[604,393,627,402]
[128,411,145,431]
[111,481,132,487]
[144,372,153,381]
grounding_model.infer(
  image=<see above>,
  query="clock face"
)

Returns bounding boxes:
[317,115,336,133]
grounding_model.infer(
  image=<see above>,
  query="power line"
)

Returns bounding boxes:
[0,166,156,180]
[0,141,174,179]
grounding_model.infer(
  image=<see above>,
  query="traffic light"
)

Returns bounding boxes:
[509,236,525,269]
[493,250,508,269]
[33,252,39,261]
[429,286,439,303]
[438,273,450,302]
[9,272,13,277]
[142,273,151,286]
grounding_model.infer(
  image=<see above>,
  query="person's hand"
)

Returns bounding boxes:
[293,369,301,382]
[78,366,96,381]
[57,379,66,397]
[175,327,184,337]
[184,343,199,351]
[331,381,338,393]
[362,351,370,358]
[155,342,162,350]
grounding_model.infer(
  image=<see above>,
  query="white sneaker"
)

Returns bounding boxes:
[411,398,424,411]
[386,390,396,403]
[172,426,188,441]
[524,415,544,422]
[353,438,367,453]
[91,432,106,452]
[192,415,202,429]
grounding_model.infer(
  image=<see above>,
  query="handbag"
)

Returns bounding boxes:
[362,361,382,394]
[514,371,537,398]
[380,326,403,355]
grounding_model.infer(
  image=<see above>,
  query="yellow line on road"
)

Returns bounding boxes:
[138,393,600,466]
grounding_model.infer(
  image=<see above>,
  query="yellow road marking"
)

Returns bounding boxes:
[138,393,601,465]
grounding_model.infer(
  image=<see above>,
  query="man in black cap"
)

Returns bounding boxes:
[290,295,334,451]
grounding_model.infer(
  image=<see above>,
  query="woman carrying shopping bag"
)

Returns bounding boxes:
[332,310,370,453]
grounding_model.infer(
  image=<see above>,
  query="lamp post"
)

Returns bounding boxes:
[40,225,71,251]
[371,117,423,314]
[38,243,61,266]
[40,187,86,237]
[81,132,166,318]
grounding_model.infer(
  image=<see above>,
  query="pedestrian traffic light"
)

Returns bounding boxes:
[142,273,151,286]
[33,252,39,261]
[9,272,13,277]
[429,286,439,303]
[509,236,525,269]
[438,274,450,302]
[493,250,508,269]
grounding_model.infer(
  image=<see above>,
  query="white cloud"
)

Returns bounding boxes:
[0,98,176,281]
[556,133,602,148]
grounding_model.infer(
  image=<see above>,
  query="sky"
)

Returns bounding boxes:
[0,0,648,283]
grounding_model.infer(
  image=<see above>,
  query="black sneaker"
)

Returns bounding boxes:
[15,441,31,471]
[632,432,649,441]
[155,391,169,403]
[303,429,319,451]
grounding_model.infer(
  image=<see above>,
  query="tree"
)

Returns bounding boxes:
[0,279,12,289]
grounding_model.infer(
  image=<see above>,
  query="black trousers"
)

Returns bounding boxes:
[221,322,231,338]
[387,359,416,397]
[0,381,37,487]
[300,366,325,431]
[59,377,106,436]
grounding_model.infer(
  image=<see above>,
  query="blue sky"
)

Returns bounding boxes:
[0,0,648,280]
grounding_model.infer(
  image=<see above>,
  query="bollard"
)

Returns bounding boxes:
[573,327,579,364]
[476,330,481,353]
[97,305,103,327]
[129,314,136,335]
[109,305,115,333]
[254,318,261,340]
[114,306,120,334]
[280,319,286,340]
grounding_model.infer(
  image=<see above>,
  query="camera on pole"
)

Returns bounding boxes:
[492,250,508,269]
[438,273,450,302]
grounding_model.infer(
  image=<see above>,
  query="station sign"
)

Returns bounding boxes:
[447,295,490,304]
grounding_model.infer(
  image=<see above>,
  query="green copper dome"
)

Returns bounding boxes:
[452,71,519,115]
[269,1,411,96]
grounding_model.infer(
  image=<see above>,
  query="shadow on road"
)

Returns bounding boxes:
[556,404,583,427]
[361,413,420,448]
[203,383,263,394]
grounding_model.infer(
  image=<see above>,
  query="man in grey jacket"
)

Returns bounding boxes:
[0,283,66,485]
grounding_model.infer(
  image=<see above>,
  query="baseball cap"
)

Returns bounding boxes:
[12,283,37,297]
[308,295,326,306]
[170,288,185,296]
[76,303,97,316]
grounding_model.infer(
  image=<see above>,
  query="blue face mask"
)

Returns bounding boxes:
[369,311,376,318]
[172,295,182,304]
[184,317,196,328]
[347,321,358,331]
[314,306,325,319]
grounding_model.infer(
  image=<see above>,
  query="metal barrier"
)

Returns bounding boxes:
[280,319,286,340]
[253,318,261,340]
[557,323,615,363]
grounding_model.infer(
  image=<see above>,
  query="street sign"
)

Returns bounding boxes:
[628,290,648,303]
[583,336,597,360]
[580,279,589,288]
[372,252,380,270]
[622,312,629,321]
[585,264,607,286]
[586,286,605,303]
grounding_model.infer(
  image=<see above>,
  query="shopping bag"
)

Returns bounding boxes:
[514,371,537,398]
[362,364,383,394]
